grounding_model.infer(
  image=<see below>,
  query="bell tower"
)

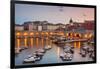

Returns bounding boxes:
[69,18,73,25]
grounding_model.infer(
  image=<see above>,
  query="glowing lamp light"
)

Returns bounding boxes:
[74,33,77,37]
[46,32,48,35]
[66,33,69,36]
[89,34,93,38]
[84,34,88,38]
[16,32,20,36]
[79,34,81,37]
[41,32,44,35]
[50,32,53,35]
[59,32,63,35]
[36,32,39,35]
[24,32,28,36]
[30,32,34,36]
[71,33,73,36]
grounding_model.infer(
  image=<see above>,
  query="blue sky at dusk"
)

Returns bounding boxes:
[15,4,94,25]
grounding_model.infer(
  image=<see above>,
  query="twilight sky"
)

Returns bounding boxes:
[15,4,94,25]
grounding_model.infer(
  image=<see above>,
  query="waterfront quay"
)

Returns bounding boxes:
[15,30,94,66]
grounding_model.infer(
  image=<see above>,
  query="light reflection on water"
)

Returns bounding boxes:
[41,38,44,48]
[36,38,39,48]
[30,38,33,47]
[15,37,89,65]
[16,37,81,48]
[24,38,27,47]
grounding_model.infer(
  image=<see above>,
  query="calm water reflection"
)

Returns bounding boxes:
[15,37,93,66]
[15,37,82,48]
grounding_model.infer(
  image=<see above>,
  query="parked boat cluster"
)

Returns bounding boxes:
[60,44,74,61]
[23,45,52,63]
[15,46,28,55]
[80,43,94,60]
